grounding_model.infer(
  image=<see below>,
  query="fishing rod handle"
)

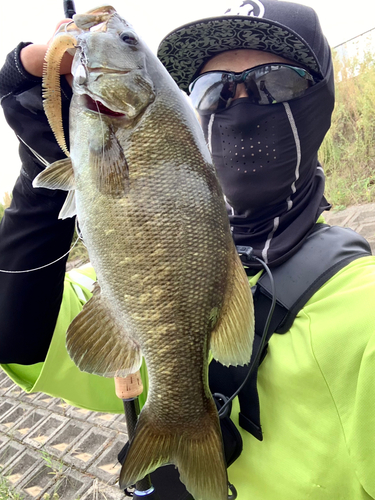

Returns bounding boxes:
[115,371,143,400]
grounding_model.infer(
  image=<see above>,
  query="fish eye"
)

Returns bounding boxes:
[120,32,138,45]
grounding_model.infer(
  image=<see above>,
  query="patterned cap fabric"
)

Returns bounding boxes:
[157,0,329,93]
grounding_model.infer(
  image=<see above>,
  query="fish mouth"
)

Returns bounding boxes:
[82,94,126,117]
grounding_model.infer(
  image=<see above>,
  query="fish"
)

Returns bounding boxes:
[33,6,254,500]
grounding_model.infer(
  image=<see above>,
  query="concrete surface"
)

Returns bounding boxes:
[0,370,129,499]
[0,204,374,499]
[323,202,375,253]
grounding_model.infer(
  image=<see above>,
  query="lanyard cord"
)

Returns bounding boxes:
[217,253,276,418]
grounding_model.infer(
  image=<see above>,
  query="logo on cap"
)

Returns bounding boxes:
[225,0,266,18]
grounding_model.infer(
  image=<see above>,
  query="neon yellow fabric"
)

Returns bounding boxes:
[1,267,148,411]
[2,246,375,499]
[228,256,375,499]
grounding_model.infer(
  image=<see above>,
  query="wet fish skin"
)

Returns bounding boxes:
[34,8,254,500]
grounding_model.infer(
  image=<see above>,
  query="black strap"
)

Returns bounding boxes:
[210,224,372,441]
[256,225,372,334]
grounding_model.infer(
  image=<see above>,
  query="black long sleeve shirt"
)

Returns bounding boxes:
[0,42,75,364]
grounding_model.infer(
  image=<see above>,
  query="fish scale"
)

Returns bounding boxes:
[33,6,255,500]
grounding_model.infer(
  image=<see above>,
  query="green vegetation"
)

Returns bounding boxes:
[320,49,375,209]
[0,193,10,220]
[0,449,81,500]
[67,229,89,267]
[0,475,24,499]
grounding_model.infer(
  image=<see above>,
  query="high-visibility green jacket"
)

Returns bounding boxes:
[2,255,375,499]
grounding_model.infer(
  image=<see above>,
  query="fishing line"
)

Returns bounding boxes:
[217,253,276,418]
[1,136,85,273]
[17,135,50,168]
[94,99,106,168]
[75,218,85,244]
[0,233,82,274]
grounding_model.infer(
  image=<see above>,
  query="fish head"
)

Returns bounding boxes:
[71,12,155,121]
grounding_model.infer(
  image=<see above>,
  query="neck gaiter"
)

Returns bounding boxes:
[199,65,334,268]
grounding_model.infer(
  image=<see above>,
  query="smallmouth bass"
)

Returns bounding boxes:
[34,6,254,500]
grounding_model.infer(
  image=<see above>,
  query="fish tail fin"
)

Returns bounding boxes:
[175,402,228,500]
[119,400,228,500]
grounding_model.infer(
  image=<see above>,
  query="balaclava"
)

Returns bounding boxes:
[199,64,333,266]
[158,0,334,267]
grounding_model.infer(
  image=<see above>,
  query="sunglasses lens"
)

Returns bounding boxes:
[189,65,315,113]
[189,72,235,114]
[245,65,314,105]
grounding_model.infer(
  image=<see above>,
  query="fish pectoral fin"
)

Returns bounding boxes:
[33,158,75,191]
[210,246,254,367]
[119,399,228,500]
[90,131,129,197]
[33,159,77,219]
[66,282,141,377]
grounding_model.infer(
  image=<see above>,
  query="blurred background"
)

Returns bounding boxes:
[1,0,375,208]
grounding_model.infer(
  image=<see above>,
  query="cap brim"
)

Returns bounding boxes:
[158,16,322,93]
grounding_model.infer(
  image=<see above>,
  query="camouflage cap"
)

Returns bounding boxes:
[157,0,330,93]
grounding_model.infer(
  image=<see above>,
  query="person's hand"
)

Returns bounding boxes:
[20,20,74,85]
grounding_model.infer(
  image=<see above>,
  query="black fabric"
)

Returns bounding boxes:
[256,224,372,334]
[210,224,372,440]
[118,442,193,500]
[0,42,39,97]
[149,466,194,500]
[0,43,75,364]
[213,395,243,467]
[199,58,334,269]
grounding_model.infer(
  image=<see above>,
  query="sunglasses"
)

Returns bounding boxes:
[189,63,317,114]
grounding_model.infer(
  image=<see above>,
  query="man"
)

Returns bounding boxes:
[0,1,374,498]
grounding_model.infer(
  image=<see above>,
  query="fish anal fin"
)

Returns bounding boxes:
[119,399,228,500]
[66,282,141,377]
[43,34,77,156]
[210,247,254,366]
[33,158,75,191]
[90,130,129,197]
[59,190,77,219]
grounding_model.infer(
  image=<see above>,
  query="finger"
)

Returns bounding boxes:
[60,51,74,76]
[48,19,73,45]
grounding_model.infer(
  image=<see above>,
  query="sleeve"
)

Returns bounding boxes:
[0,42,75,365]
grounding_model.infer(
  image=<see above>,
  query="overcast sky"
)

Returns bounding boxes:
[1,0,375,196]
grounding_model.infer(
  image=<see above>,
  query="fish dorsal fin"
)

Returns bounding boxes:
[66,282,142,378]
[210,247,254,366]
[33,158,75,191]
[73,6,117,30]
[43,33,77,156]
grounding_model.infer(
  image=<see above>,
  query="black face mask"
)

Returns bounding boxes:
[199,70,334,267]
